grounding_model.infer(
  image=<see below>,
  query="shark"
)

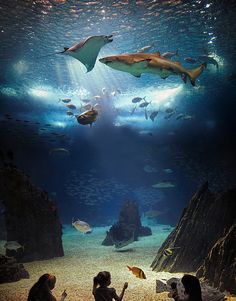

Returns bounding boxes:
[61,35,113,72]
[99,52,206,86]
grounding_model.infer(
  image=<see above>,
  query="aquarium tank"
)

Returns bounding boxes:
[0,0,235,300]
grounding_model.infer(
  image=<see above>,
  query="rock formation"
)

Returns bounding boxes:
[0,254,29,283]
[0,165,64,262]
[151,182,236,274]
[197,224,236,294]
[102,200,152,246]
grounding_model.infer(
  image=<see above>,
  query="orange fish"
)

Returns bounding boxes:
[127,266,146,279]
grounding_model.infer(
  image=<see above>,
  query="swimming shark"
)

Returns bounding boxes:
[62,35,113,72]
[99,52,206,86]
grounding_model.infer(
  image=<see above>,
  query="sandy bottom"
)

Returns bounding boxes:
[0,225,233,301]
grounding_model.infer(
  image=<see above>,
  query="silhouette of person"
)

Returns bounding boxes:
[92,271,128,301]
[181,274,202,301]
[27,273,67,301]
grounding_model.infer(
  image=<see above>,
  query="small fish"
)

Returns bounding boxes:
[66,111,74,116]
[66,104,77,110]
[94,95,102,100]
[137,43,155,53]
[149,111,158,122]
[59,98,71,103]
[81,99,92,103]
[152,181,175,188]
[144,107,148,120]
[198,55,219,69]
[176,113,185,120]
[4,241,24,251]
[81,103,92,111]
[76,108,98,126]
[132,96,145,103]
[163,168,173,174]
[130,106,137,115]
[127,266,146,279]
[144,210,164,218]
[139,101,151,108]
[49,148,70,155]
[184,57,198,64]
[114,234,135,249]
[163,248,173,256]
[163,247,180,256]
[72,218,92,233]
[165,108,175,114]
[162,49,179,59]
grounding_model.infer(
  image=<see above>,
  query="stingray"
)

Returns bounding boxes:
[61,35,113,72]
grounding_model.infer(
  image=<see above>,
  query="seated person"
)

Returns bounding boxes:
[92,271,128,301]
[27,273,67,301]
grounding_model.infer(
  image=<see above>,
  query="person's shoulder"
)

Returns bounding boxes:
[109,287,116,291]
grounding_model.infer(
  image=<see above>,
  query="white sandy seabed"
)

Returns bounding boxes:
[0,224,188,301]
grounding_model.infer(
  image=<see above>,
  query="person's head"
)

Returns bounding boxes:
[181,274,202,301]
[93,271,111,287]
[37,273,56,290]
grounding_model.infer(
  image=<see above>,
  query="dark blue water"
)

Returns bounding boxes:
[0,0,236,226]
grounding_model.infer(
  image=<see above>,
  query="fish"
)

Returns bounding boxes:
[163,247,180,256]
[137,42,155,53]
[80,103,92,111]
[161,49,179,59]
[66,104,77,110]
[139,101,151,108]
[198,55,219,69]
[149,111,158,122]
[165,108,175,114]
[144,210,164,218]
[49,148,70,155]
[152,181,175,188]
[163,168,173,174]
[4,241,24,251]
[113,232,135,249]
[99,52,206,86]
[66,111,74,116]
[144,107,148,120]
[59,98,71,103]
[61,35,113,72]
[184,57,198,64]
[127,266,146,279]
[76,108,98,126]
[143,165,157,173]
[130,106,137,115]
[81,98,92,103]
[176,113,185,120]
[132,96,145,103]
[72,218,92,233]
[163,248,173,256]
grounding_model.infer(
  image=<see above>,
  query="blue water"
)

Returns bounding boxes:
[0,0,236,226]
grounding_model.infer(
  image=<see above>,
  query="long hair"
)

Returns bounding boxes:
[93,271,111,288]
[27,273,56,301]
[181,274,202,301]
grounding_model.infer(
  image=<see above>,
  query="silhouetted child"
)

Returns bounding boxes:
[181,274,202,301]
[92,271,128,301]
[27,273,67,301]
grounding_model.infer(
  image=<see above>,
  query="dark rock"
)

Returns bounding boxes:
[102,200,152,246]
[0,166,64,262]
[151,182,236,273]
[197,224,236,294]
[0,254,29,284]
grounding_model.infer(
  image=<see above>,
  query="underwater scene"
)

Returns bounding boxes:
[0,0,236,300]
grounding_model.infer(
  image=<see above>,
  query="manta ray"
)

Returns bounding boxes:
[61,35,113,72]
[99,52,206,86]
